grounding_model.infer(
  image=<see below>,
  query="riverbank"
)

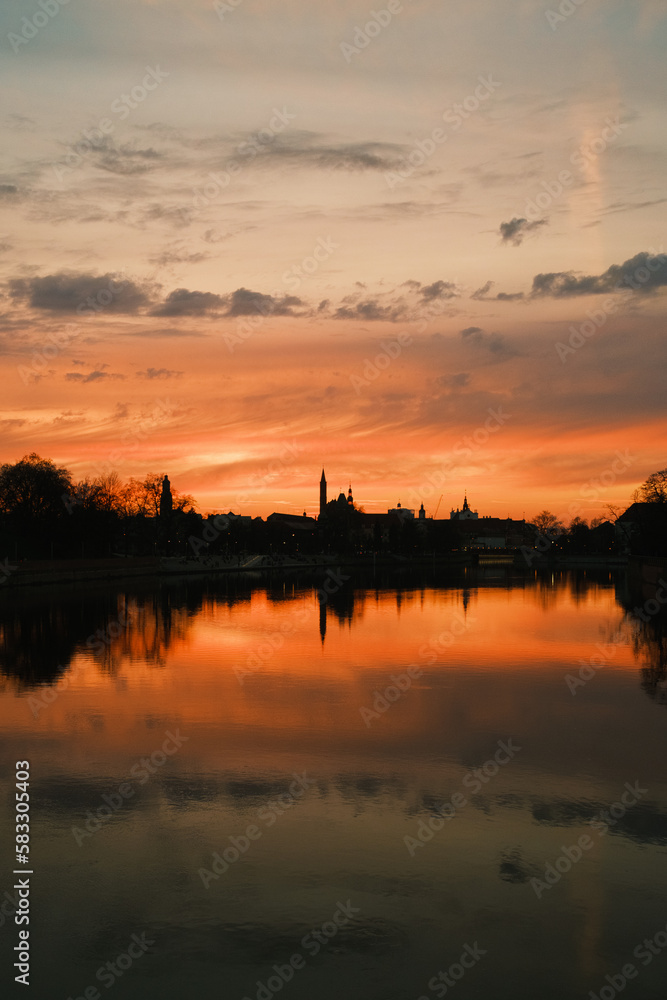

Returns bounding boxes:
[0,550,631,590]
[1,552,470,589]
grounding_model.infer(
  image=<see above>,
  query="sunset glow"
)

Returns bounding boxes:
[2,0,666,520]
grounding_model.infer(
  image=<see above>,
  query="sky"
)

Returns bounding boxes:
[1,0,666,519]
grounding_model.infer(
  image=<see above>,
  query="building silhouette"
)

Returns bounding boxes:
[160,475,173,518]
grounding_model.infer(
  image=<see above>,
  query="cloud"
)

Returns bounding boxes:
[136,367,183,379]
[530,251,667,297]
[0,184,20,199]
[149,245,209,268]
[471,280,524,301]
[150,288,226,316]
[436,372,470,389]
[334,299,407,322]
[419,280,458,301]
[95,143,163,176]
[499,216,548,246]
[234,130,406,172]
[8,271,153,313]
[461,326,515,357]
[65,370,125,383]
[225,288,304,317]
[333,279,460,323]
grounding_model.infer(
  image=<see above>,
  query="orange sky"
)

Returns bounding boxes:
[1,0,666,520]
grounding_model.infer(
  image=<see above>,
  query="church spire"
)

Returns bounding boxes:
[319,469,327,519]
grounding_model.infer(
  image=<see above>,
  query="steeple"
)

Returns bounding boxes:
[319,469,327,519]
[159,474,172,517]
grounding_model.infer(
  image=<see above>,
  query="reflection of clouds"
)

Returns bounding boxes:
[498,848,540,884]
[529,795,667,847]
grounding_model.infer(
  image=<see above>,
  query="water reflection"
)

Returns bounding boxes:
[0,566,653,694]
[1,567,667,999]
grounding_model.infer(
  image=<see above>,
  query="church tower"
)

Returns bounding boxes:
[160,475,173,518]
[319,469,327,519]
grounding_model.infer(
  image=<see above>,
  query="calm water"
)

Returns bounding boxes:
[1,567,666,999]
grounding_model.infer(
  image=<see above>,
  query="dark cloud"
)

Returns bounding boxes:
[235,131,405,172]
[4,113,36,131]
[141,203,193,229]
[436,372,470,389]
[65,371,125,383]
[420,280,458,301]
[334,299,407,322]
[471,280,524,301]
[471,281,493,300]
[96,144,163,175]
[136,367,183,380]
[499,216,548,246]
[225,288,304,317]
[150,288,226,317]
[530,251,667,297]
[149,246,209,268]
[7,271,152,313]
[461,326,515,357]
[202,229,229,244]
[0,184,20,199]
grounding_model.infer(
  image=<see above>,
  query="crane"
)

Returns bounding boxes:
[433,495,443,519]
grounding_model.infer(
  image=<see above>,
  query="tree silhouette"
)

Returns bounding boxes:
[634,468,667,504]
[0,453,73,521]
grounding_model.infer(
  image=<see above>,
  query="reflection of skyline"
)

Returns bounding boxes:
[0,566,643,687]
[3,568,667,999]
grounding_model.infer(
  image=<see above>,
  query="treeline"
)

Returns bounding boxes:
[0,453,198,559]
